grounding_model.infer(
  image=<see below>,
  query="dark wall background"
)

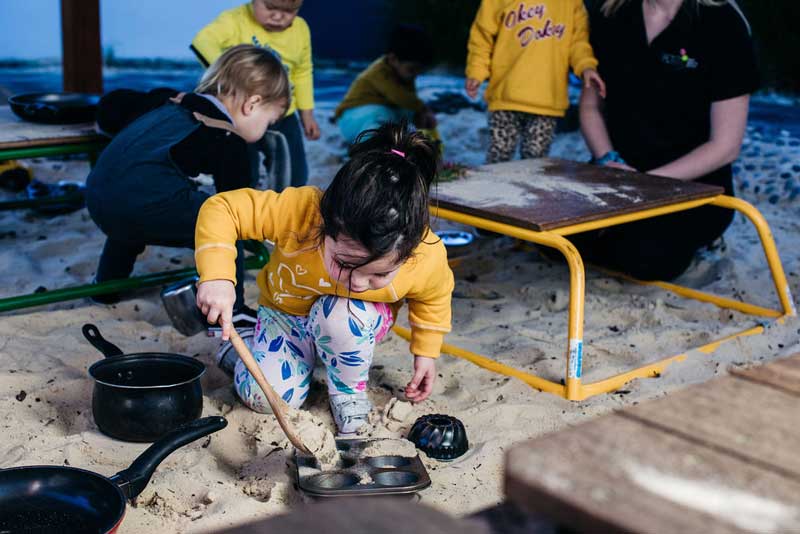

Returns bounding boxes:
[301,0,391,60]
[315,0,798,92]
[737,0,800,93]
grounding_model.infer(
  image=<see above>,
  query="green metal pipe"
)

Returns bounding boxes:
[0,141,107,162]
[0,246,269,313]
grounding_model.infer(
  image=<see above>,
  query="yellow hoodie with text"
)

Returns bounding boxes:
[466,0,598,117]
[195,187,454,358]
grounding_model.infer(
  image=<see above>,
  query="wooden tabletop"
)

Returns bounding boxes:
[0,106,103,150]
[434,158,724,231]
[505,353,800,533]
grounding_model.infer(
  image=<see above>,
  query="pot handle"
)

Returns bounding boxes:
[109,416,228,500]
[82,323,124,357]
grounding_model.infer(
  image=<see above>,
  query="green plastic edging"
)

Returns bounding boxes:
[0,141,108,162]
[0,245,269,313]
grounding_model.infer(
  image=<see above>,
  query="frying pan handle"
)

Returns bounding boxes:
[110,416,228,500]
[82,323,125,357]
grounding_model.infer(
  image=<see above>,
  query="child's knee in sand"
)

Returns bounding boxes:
[309,296,388,342]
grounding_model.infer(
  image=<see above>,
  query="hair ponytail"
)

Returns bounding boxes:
[320,121,440,264]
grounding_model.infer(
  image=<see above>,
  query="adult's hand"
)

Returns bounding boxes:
[465,78,481,99]
[196,279,236,340]
[605,161,637,172]
[299,109,321,140]
[405,355,436,402]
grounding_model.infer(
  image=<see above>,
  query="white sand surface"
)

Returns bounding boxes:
[0,106,798,532]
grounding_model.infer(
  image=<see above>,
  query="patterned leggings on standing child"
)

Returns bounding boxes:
[487,110,557,163]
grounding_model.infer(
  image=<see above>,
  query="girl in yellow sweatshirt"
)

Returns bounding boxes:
[466,0,606,162]
[194,122,454,435]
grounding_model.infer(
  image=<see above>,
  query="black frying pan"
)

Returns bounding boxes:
[0,416,227,534]
[8,92,100,124]
[83,324,205,443]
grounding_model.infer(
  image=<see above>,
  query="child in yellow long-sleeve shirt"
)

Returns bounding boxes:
[194,122,454,435]
[466,0,606,162]
[192,0,319,188]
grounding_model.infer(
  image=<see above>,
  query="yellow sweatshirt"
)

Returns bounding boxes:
[195,187,454,358]
[333,56,425,120]
[191,3,314,115]
[466,0,598,117]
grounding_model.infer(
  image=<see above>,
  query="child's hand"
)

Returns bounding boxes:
[414,107,438,129]
[405,355,436,402]
[300,109,321,140]
[582,68,606,98]
[465,78,481,99]
[196,280,236,340]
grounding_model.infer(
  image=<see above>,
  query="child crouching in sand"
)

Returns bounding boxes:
[195,122,454,435]
[86,45,289,323]
[333,25,439,145]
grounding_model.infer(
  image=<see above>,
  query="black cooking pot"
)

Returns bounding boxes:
[0,416,227,534]
[8,92,100,124]
[83,324,205,443]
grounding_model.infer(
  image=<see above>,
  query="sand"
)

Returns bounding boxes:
[288,406,339,469]
[361,438,418,458]
[435,159,646,208]
[0,103,798,532]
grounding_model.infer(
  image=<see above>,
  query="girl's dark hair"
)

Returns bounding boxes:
[319,121,439,266]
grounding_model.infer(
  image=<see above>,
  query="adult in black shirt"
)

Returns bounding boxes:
[576,0,758,280]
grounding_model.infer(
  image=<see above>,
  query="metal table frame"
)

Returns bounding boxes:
[395,194,795,401]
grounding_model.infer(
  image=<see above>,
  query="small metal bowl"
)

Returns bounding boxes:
[407,414,468,461]
[438,230,475,248]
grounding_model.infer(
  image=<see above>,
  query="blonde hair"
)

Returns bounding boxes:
[600,0,726,16]
[195,44,290,110]
[255,0,304,11]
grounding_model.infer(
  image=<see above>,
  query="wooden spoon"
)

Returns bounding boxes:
[228,329,312,455]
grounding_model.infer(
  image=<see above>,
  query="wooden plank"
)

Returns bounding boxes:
[506,415,800,534]
[60,0,103,93]
[435,159,722,231]
[218,498,491,533]
[0,107,100,149]
[730,353,800,396]
[621,376,800,480]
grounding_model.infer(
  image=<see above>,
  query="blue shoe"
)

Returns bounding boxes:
[215,328,254,377]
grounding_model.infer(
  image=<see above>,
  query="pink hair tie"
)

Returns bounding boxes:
[390,149,406,158]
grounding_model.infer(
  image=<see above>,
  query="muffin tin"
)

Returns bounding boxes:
[295,438,431,497]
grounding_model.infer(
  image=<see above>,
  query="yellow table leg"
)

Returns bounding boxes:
[432,206,586,399]
[711,195,796,317]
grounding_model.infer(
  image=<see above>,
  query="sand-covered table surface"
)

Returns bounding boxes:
[0,106,798,532]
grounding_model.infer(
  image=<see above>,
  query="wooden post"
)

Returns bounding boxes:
[60,0,103,94]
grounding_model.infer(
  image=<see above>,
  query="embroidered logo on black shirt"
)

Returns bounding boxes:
[661,47,698,70]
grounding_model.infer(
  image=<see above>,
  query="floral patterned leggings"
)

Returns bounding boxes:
[234,296,394,412]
